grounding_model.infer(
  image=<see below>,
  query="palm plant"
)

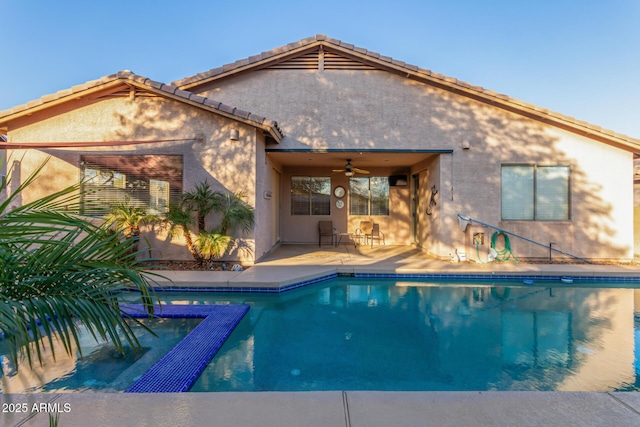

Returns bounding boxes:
[163,183,255,264]
[182,180,218,233]
[0,160,157,369]
[105,196,159,253]
[195,231,232,262]
[163,203,203,264]
[213,190,255,236]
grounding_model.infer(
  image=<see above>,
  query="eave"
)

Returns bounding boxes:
[0,71,283,143]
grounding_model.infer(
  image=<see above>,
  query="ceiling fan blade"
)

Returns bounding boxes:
[353,168,370,174]
[332,169,345,173]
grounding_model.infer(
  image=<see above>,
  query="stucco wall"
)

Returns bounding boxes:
[254,132,284,260]
[411,155,442,256]
[6,96,260,262]
[195,68,634,260]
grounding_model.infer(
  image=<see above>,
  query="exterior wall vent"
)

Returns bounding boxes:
[323,52,375,70]
[265,48,376,71]
[266,51,319,70]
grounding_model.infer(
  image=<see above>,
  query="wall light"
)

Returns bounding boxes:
[462,140,471,150]
[230,129,239,141]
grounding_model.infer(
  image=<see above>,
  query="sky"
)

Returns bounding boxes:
[1,0,639,138]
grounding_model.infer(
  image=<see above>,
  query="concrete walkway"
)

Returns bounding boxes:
[4,245,640,427]
[5,391,640,426]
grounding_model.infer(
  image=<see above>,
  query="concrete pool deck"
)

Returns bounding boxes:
[4,244,640,426]
[150,244,640,290]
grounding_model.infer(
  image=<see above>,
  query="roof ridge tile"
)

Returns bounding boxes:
[188,93,207,103]
[159,84,177,94]
[324,37,341,45]
[233,108,251,119]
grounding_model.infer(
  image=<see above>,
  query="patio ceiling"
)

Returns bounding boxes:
[265,150,445,170]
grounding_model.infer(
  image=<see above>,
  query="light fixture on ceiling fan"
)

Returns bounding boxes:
[332,159,370,177]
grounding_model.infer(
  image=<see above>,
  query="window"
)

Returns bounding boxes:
[80,155,183,215]
[290,176,331,215]
[349,177,389,216]
[501,165,570,220]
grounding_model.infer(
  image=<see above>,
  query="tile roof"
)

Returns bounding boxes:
[173,34,639,151]
[0,71,283,142]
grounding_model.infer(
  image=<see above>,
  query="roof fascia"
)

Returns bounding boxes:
[0,76,282,143]
[0,79,125,126]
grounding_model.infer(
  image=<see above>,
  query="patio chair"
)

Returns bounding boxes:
[355,221,373,246]
[318,221,337,247]
[370,223,385,246]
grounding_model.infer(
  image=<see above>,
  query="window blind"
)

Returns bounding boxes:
[290,177,330,215]
[80,155,183,216]
[501,166,534,220]
[536,166,569,220]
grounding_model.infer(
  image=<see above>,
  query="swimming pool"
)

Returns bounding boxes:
[160,277,640,392]
[0,317,200,393]
[4,277,640,393]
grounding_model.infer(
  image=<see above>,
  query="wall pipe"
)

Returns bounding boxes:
[457,214,591,264]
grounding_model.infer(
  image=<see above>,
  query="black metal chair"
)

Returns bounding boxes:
[318,221,337,247]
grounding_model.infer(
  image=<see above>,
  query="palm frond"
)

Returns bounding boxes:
[0,159,160,369]
[215,190,255,235]
[195,231,232,261]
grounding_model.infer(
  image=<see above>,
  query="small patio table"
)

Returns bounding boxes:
[337,232,358,248]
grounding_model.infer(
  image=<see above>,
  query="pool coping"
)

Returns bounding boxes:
[146,265,640,293]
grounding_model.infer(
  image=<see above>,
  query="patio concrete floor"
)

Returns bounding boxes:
[4,244,640,427]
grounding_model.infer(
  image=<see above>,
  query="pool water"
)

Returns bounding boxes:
[161,277,640,392]
[0,318,200,393]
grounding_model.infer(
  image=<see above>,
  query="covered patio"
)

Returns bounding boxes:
[266,149,446,250]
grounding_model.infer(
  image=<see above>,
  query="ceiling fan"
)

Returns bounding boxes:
[332,159,370,176]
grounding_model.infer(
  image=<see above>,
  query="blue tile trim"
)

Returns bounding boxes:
[353,273,640,282]
[140,271,640,297]
[151,272,340,293]
[124,304,249,393]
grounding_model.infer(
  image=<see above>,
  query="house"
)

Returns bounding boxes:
[1,35,639,263]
